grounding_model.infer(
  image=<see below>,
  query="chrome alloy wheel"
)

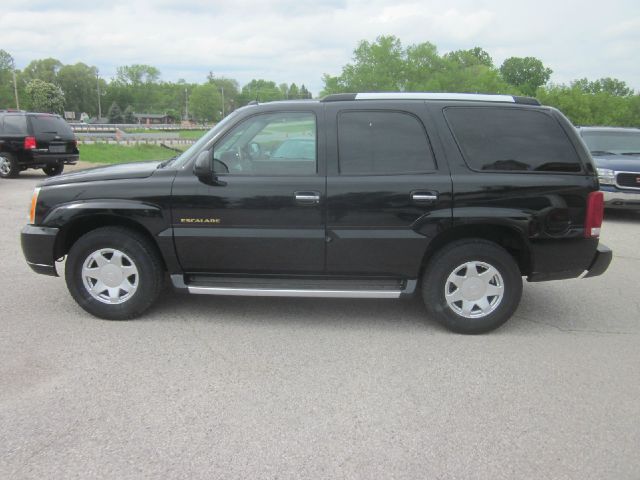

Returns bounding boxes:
[0,155,10,176]
[81,248,139,304]
[444,261,505,319]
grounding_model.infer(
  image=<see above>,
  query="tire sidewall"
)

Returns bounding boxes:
[43,163,64,176]
[0,152,19,178]
[423,241,523,334]
[65,229,161,320]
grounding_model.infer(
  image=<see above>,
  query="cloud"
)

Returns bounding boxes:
[1,0,639,94]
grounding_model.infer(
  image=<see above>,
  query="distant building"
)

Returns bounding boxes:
[133,113,173,125]
[64,111,76,121]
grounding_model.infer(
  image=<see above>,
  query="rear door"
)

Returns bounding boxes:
[324,101,453,279]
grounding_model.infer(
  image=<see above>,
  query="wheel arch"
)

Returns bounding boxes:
[53,214,167,271]
[420,223,531,277]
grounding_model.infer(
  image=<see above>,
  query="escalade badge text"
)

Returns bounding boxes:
[180,218,221,224]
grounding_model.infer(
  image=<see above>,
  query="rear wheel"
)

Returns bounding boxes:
[65,227,165,320]
[43,163,64,176]
[0,152,19,178]
[422,239,523,334]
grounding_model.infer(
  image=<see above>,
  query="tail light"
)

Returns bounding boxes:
[24,136,37,149]
[584,191,604,238]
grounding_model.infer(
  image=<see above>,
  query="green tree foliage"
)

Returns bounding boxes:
[57,63,98,115]
[190,83,222,122]
[499,57,552,96]
[571,77,633,97]
[239,79,284,103]
[107,101,123,123]
[0,50,16,108]
[123,105,135,123]
[21,58,63,84]
[25,79,65,113]
[323,36,512,95]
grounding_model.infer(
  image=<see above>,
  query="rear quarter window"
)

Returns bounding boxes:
[3,115,29,135]
[444,107,582,173]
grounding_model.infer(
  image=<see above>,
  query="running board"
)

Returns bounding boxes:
[171,275,416,299]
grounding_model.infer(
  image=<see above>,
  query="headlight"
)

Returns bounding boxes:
[596,168,615,185]
[28,187,41,224]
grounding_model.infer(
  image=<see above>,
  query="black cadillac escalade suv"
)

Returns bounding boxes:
[20,93,612,333]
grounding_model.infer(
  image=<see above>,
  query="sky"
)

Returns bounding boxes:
[2,0,639,95]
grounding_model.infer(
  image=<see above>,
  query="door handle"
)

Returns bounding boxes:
[411,191,439,203]
[294,191,321,205]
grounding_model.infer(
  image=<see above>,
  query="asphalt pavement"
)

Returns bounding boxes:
[1,169,639,479]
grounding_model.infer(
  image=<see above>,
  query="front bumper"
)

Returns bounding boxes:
[601,187,640,209]
[21,225,59,276]
[583,244,613,278]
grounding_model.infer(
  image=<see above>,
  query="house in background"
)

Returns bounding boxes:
[133,113,173,125]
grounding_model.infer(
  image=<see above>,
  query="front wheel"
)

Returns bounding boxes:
[65,227,165,320]
[43,163,64,176]
[422,239,523,334]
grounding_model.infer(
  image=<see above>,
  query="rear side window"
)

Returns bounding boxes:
[29,115,74,137]
[445,107,582,173]
[3,115,28,135]
[338,111,435,174]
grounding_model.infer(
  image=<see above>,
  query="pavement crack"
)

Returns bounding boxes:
[517,315,639,336]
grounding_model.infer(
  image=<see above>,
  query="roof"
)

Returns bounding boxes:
[320,92,540,105]
[577,126,640,133]
[133,113,171,119]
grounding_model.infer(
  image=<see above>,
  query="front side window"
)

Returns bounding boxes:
[214,112,316,176]
[445,107,582,173]
[338,111,435,175]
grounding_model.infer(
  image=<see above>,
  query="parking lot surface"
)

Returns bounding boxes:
[1,171,639,480]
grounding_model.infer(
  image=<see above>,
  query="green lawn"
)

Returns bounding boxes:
[79,144,180,164]
[178,130,207,139]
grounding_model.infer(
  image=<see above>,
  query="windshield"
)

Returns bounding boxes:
[29,115,74,138]
[169,108,248,168]
[581,130,640,155]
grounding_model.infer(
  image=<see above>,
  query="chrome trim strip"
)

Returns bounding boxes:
[411,194,438,201]
[187,286,402,298]
[27,261,53,268]
[355,92,516,103]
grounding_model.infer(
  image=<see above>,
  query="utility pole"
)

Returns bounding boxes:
[96,69,102,120]
[220,86,225,118]
[184,88,189,121]
[11,60,19,109]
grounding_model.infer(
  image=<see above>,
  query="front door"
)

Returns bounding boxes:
[172,108,326,275]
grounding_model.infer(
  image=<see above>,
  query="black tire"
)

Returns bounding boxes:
[65,227,165,320]
[43,163,64,176]
[421,239,523,334]
[0,152,20,178]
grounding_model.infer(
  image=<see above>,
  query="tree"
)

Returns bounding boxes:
[339,35,406,91]
[123,105,135,123]
[500,57,552,96]
[0,50,16,108]
[57,63,99,115]
[571,77,633,97]
[238,79,284,104]
[190,83,222,122]
[116,64,161,85]
[21,58,63,84]
[299,85,312,99]
[25,79,65,113]
[108,101,123,123]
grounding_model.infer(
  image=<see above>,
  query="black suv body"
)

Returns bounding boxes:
[0,111,79,178]
[21,93,612,333]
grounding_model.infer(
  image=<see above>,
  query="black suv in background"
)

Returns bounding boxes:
[21,93,612,334]
[0,111,79,178]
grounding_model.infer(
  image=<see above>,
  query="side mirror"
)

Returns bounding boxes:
[193,150,226,186]
[194,150,212,180]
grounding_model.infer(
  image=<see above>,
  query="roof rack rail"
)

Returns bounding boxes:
[320,92,540,105]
